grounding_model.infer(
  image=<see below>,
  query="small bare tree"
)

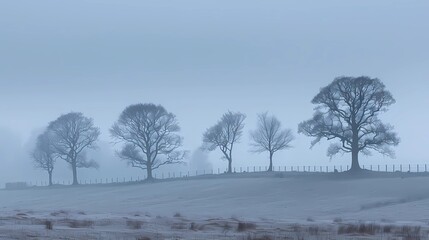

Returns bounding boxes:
[250,113,294,171]
[202,111,246,173]
[32,130,56,186]
[298,76,399,172]
[110,103,185,180]
[48,112,100,185]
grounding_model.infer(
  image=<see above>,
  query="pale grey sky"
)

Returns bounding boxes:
[0,0,428,185]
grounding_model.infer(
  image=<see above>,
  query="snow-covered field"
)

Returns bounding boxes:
[1,173,429,239]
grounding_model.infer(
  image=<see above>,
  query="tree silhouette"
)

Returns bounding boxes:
[32,130,56,186]
[111,103,185,180]
[202,111,246,173]
[48,112,100,185]
[250,113,294,171]
[298,76,399,172]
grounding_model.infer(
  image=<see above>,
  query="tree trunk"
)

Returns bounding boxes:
[48,171,53,186]
[146,154,154,181]
[72,162,78,185]
[147,167,153,180]
[350,146,361,172]
[349,127,362,173]
[350,149,361,172]
[227,159,232,173]
[268,152,273,172]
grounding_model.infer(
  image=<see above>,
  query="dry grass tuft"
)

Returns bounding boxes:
[338,223,381,235]
[67,219,94,228]
[242,234,273,240]
[237,222,257,232]
[44,220,53,230]
[136,237,151,240]
[126,220,144,229]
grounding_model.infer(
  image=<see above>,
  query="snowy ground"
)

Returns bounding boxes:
[0,172,429,239]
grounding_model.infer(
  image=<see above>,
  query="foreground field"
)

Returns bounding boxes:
[0,173,429,239]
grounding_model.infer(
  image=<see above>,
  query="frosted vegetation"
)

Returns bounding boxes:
[31,76,399,185]
[2,77,419,239]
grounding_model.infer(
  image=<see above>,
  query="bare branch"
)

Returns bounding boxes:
[298,76,399,170]
[48,112,100,184]
[110,103,185,179]
[202,111,246,173]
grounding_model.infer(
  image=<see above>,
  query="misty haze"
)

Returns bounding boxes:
[0,0,428,239]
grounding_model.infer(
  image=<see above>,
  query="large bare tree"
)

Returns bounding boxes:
[48,112,100,185]
[202,111,246,173]
[298,76,399,172]
[250,113,294,171]
[110,103,185,180]
[32,130,56,186]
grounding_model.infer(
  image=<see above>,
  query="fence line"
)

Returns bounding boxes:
[21,163,429,187]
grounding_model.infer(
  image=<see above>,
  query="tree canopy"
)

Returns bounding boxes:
[298,76,399,171]
[202,111,246,173]
[111,103,185,180]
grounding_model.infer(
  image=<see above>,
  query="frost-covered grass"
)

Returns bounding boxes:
[0,211,427,239]
[1,172,429,239]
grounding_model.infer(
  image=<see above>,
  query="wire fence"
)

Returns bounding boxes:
[14,163,429,188]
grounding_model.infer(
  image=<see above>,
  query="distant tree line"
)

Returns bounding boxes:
[32,76,399,185]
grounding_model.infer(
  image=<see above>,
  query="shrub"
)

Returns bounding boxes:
[243,234,273,240]
[222,222,232,233]
[68,219,94,228]
[136,237,151,240]
[338,223,380,235]
[44,220,53,230]
[308,226,319,235]
[190,222,198,231]
[126,220,143,229]
[397,225,421,239]
[237,222,257,232]
[383,225,393,233]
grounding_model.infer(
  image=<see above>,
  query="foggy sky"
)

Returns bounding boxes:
[0,0,428,185]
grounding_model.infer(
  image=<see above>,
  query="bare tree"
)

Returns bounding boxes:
[32,130,56,186]
[202,111,246,173]
[110,103,185,180]
[48,112,100,185]
[250,113,294,171]
[298,76,399,172]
